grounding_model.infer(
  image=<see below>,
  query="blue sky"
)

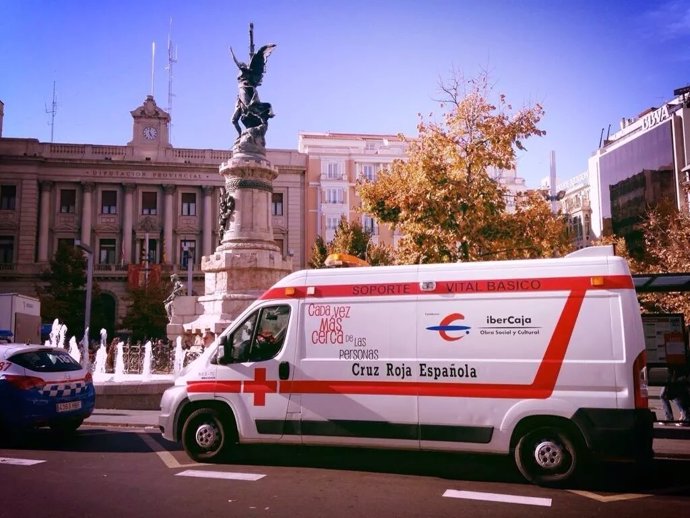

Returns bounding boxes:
[2,0,690,187]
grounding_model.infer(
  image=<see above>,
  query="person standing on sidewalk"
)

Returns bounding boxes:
[660,365,690,426]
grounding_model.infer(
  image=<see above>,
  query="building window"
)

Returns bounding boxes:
[57,238,75,251]
[138,238,158,263]
[361,164,375,182]
[181,193,197,216]
[326,216,340,230]
[99,238,116,265]
[0,185,16,210]
[325,162,341,179]
[60,189,76,213]
[180,240,196,268]
[142,192,158,215]
[101,190,117,214]
[363,216,377,235]
[0,236,14,264]
[325,188,344,204]
[272,193,284,216]
[365,141,377,151]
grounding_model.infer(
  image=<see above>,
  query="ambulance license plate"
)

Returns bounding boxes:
[57,401,82,412]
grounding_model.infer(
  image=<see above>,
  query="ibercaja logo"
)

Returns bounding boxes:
[426,313,471,341]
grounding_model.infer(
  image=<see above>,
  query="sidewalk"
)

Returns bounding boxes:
[85,408,160,428]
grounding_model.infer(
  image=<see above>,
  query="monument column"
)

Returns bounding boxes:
[122,183,136,264]
[175,25,291,338]
[80,182,95,246]
[38,180,53,262]
[163,184,175,264]
[202,186,214,257]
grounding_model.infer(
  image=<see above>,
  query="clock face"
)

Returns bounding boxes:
[143,126,158,140]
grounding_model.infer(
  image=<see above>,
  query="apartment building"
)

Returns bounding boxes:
[298,132,409,263]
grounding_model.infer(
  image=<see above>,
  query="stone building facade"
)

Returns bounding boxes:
[0,95,306,331]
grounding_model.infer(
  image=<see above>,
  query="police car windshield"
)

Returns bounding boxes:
[10,349,83,372]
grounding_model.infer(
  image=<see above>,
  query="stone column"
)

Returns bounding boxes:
[122,183,136,265]
[218,156,280,250]
[202,186,214,258]
[38,180,53,262]
[80,182,95,246]
[163,185,175,264]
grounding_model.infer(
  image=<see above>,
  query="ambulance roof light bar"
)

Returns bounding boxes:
[324,253,370,268]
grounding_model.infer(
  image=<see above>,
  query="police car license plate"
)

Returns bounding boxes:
[57,401,82,412]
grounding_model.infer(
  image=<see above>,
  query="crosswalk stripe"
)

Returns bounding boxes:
[137,432,205,469]
[176,469,265,481]
[0,457,46,466]
[443,489,551,507]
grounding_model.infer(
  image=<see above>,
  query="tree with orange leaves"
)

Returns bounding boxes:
[358,72,570,263]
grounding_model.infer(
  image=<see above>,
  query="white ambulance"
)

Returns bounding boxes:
[159,246,654,486]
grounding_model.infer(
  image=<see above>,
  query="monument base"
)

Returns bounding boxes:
[173,245,292,337]
[166,148,292,341]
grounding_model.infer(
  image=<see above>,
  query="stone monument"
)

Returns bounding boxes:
[168,24,291,337]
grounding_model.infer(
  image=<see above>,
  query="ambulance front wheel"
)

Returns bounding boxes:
[182,408,231,462]
[514,426,580,486]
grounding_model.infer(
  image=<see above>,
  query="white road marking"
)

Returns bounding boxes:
[568,490,651,502]
[443,489,552,507]
[176,469,265,481]
[0,457,46,466]
[137,432,205,469]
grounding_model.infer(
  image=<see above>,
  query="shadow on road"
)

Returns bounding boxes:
[0,427,166,454]
[3,428,690,496]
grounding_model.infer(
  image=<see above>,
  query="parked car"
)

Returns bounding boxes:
[0,343,95,438]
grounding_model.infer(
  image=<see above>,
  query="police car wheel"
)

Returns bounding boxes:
[514,426,579,486]
[182,408,228,462]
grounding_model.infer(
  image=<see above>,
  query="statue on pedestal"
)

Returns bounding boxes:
[230,23,276,155]
[164,274,185,322]
[217,187,235,245]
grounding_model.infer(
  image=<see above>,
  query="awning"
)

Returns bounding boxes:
[633,273,690,293]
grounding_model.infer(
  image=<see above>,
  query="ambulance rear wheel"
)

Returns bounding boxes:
[514,426,580,486]
[182,408,230,462]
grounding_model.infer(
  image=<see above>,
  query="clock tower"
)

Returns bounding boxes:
[128,95,171,152]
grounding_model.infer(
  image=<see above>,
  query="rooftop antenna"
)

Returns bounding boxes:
[45,80,58,142]
[249,22,255,59]
[165,18,178,141]
[549,150,557,213]
[150,41,156,97]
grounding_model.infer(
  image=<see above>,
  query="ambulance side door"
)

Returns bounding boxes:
[216,303,298,442]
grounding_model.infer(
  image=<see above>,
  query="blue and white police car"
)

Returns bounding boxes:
[0,343,95,436]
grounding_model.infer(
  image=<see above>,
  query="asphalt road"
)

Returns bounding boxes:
[1,426,689,518]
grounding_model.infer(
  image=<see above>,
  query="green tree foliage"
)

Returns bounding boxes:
[358,72,570,264]
[595,197,690,323]
[120,280,168,342]
[309,218,393,268]
[308,235,329,268]
[37,242,108,342]
[609,199,690,321]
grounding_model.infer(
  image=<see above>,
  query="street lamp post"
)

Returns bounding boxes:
[75,240,93,371]
[184,244,193,295]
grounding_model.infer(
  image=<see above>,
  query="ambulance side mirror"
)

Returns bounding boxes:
[219,335,233,365]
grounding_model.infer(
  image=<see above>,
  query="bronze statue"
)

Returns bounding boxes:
[164,274,185,322]
[218,187,235,245]
[230,24,276,153]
